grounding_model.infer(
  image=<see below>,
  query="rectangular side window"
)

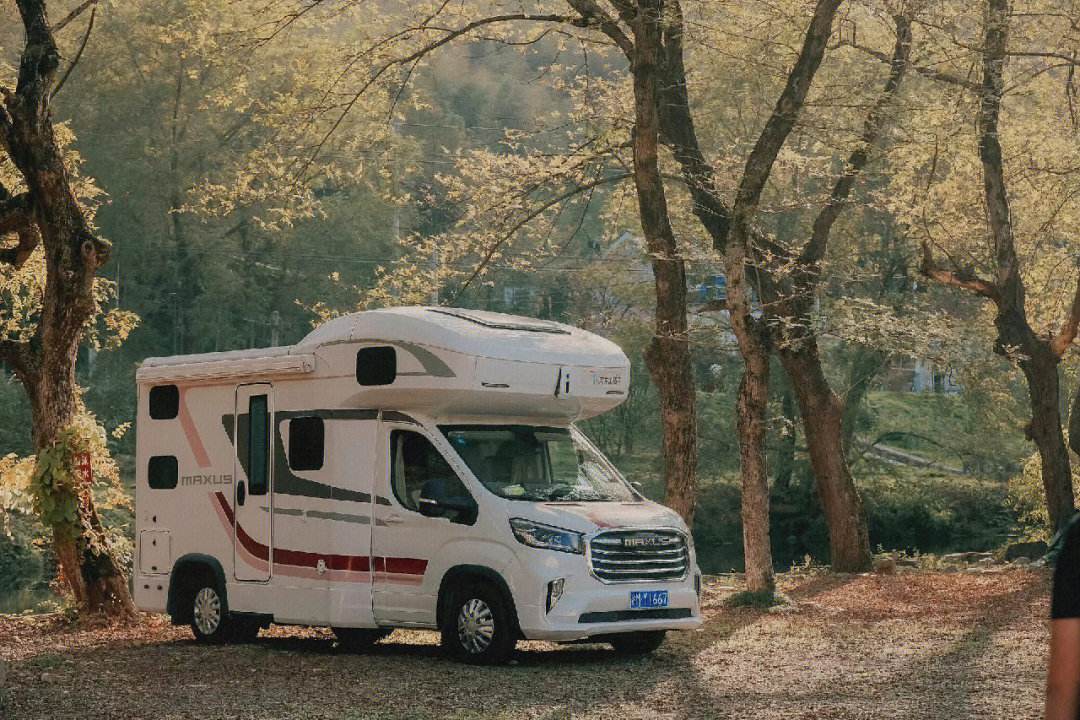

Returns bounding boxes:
[288,416,324,471]
[148,385,179,419]
[248,395,269,495]
[148,456,178,490]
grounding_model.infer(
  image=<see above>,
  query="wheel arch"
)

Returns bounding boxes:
[436,564,519,635]
[166,553,229,623]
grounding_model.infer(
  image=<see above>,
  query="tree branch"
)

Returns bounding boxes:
[845,40,976,91]
[1052,268,1080,357]
[657,0,731,251]
[293,12,578,184]
[732,0,843,224]
[51,6,96,99]
[919,241,999,301]
[52,0,97,33]
[800,13,912,268]
[565,0,633,56]
[451,171,632,298]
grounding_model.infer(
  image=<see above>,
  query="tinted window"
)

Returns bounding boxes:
[248,395,269,495]
[441,425,636,502]
[148,456,178,490]
[289,416,324,471]
[390,430,474,524]
[356,346,396,386]
[148,385,179,420]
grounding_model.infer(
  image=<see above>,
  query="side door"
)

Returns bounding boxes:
[327,416,379,628]
[233,384,273,582]
[371,423,477,626]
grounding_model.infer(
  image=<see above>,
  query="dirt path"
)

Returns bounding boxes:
[0,570,1049,720]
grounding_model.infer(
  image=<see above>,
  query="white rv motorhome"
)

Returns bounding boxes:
[134,307,702,664]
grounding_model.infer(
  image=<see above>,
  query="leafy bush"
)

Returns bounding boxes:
[689,468,1017,573]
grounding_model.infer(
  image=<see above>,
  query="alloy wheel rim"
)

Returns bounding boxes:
[457,598,495,654]
[193,587,221,635]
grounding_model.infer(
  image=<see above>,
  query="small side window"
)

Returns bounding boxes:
[356,346,396,386]
[148,456,178,490]
[248,395,269,496]
[288,416,324,471]
[149,385,179,420]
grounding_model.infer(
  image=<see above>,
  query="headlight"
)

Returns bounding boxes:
[509,518,584,555]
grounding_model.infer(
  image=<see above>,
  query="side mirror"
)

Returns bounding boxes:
[418,490,477,523]
[631,481,644,494]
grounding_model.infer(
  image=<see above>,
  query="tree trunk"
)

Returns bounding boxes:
[1018,348,1075,531]
[631,0,698,527]
[27,345,136,617]
[1,0,136,617]
[778,340,872,572]
[731,308,774,592]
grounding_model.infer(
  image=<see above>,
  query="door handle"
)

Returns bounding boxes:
[384,514,405,524]
[236,481,246,507]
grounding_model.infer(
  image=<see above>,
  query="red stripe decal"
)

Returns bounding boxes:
[383,557,428,575]
[178,388,212,468]
[211,492,424,578]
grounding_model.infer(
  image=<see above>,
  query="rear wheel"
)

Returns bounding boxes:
[441,583,517,665]
[332,627,391,651]
[608,630,667,656]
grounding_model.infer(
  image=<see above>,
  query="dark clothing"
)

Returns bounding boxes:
[1053,518,1080,619]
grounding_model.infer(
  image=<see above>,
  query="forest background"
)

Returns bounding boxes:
[1,0,1075,613]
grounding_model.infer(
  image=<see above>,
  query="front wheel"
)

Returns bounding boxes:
[190,583,235,644]
[608,630,667,656]
[441,583,517,665]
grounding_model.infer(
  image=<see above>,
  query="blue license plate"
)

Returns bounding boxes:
[630,590,669,609]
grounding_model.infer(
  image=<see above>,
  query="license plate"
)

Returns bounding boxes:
[630,590,668,609]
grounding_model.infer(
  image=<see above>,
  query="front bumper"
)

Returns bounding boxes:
[511,551,702,641]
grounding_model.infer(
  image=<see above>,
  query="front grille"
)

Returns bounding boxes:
[588,529,689,583]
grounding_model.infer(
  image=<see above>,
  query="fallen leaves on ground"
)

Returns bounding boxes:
[0,569,1050,719]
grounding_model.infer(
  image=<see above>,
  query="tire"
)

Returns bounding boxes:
[608,630,667,656]
[332,627,391,651]
[189,580,235,644]
[440,582,517,665]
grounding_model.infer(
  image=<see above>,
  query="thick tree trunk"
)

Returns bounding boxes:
[731,308,774,592]
[1,0,136,617]
[1018,348,1075,531]
[644,331,698,526]
[631,1,698,527]
[778,340,872,572]
[26,346,136,617]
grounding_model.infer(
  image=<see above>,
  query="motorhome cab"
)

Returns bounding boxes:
[134,307,702,664]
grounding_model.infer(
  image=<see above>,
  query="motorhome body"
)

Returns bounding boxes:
[134,307,701,663]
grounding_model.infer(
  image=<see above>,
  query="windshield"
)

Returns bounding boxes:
[440,425,637,503]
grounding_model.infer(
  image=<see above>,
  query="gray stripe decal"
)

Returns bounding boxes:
[307,509,371,524]
[263,506,372,525]
[395,342,456,378]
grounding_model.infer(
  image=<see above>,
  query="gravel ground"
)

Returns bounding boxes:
[0,569,1050,720]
